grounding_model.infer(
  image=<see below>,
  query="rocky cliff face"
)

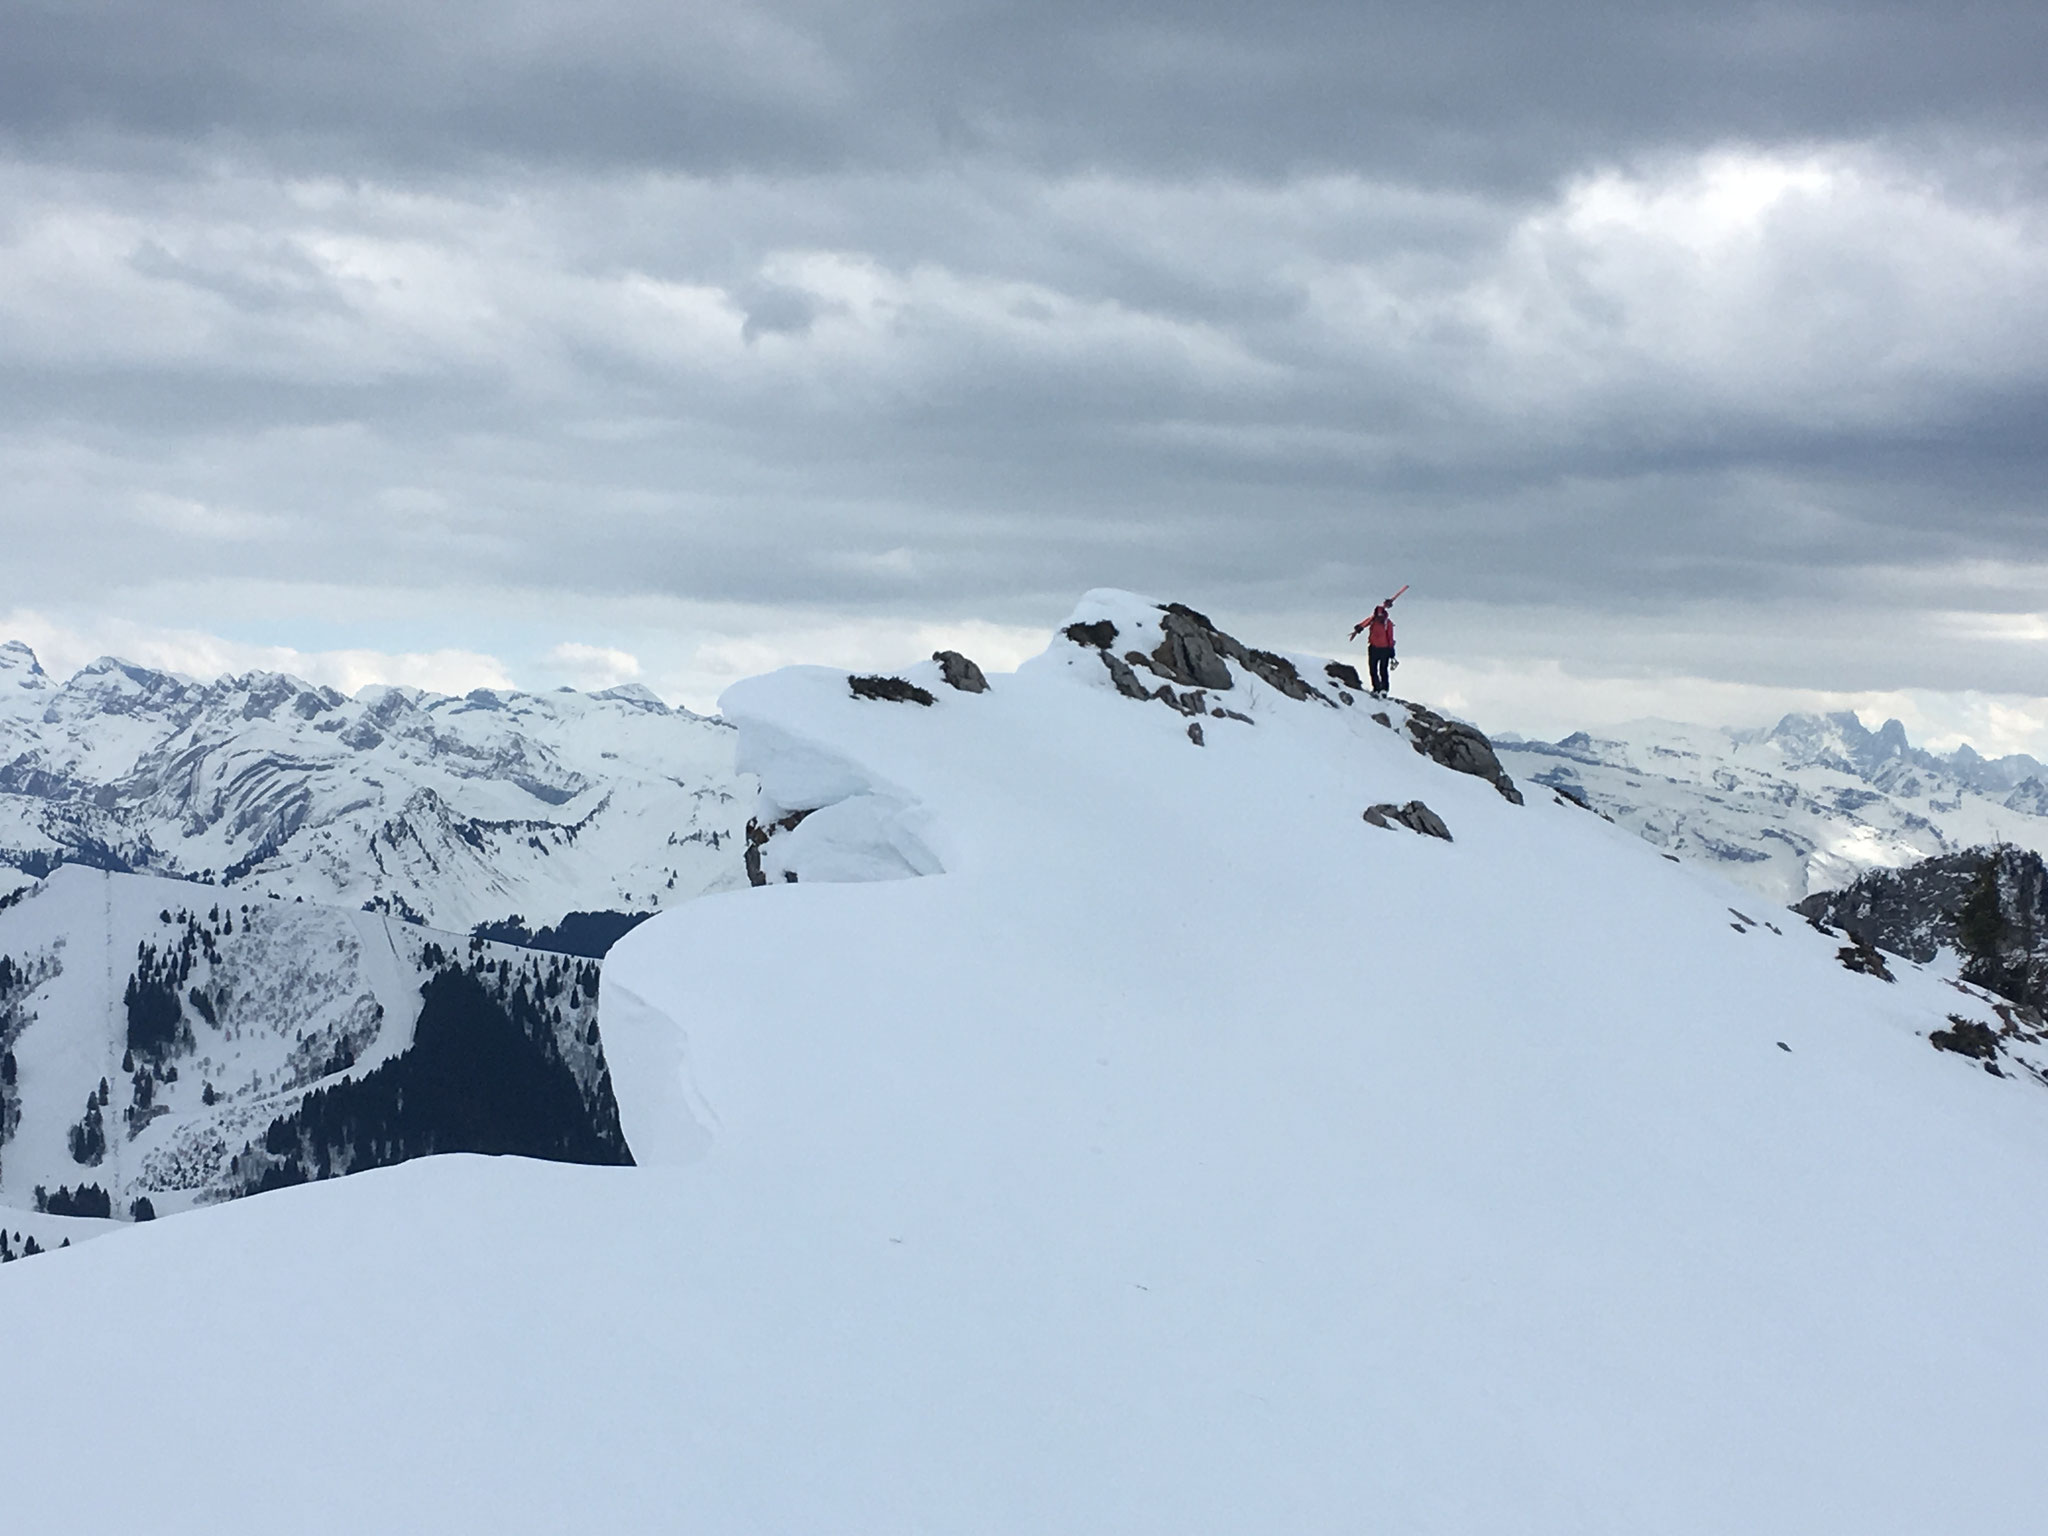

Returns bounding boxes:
[1796,845,2048,1012]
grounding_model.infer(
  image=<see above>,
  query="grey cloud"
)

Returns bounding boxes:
[739,283,825,342]
[7,3,2048,187]
[1,7,2046,710]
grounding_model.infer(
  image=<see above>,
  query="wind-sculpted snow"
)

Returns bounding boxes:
[0,639,749,932]
[8,593,2048,1533]
[1499,711,2048,903]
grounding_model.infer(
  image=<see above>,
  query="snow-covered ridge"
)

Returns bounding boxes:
[585,589,2048,1529]
[1498,710,2048,903]
[0,639,750,932]
[10,593,2048,1530]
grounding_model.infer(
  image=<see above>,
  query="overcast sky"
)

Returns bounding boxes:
[4,1,2046,749]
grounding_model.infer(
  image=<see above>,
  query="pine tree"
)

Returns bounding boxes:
[1959,854,2006,960]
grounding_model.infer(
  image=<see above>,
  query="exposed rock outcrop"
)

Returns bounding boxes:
[1363,801,1452,841]
[848,675,936,707]
[1833,933,1895,982]
[1150,608,1234,691]
[745,809,813,888]
[1099,651,1153,700]
[932,652,988,693]
[1930,1015,1999,1060]
[1402,706,1524,805]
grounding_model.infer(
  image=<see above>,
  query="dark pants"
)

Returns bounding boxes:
[1368,646,1393,695]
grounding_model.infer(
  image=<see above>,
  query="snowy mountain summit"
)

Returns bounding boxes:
[0,640,749,932]
[8,591,2048,1534]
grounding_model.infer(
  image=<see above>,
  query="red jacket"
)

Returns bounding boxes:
[1366,612,1394,648]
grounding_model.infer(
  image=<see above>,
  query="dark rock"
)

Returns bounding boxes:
[932,651,988,693]
[1402,705,1524,805]
[1064,620,1118,650]
[1362,801,1452,841]
[1098,651,1153,700]
[1930,1015,2000,1060]
[848,675,936,706]
[744,809,813,888]
[1159,601,1219,630]
[1156,687,1208,717]
[1236,646,1327,703]
[1187,721,1205,747]
[1151,610,1234,691]
[1325,660,1364,691]
[1835,934,1895,982]
[1371,712,1391,728]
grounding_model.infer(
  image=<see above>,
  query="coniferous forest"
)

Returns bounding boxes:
[242,957,632,1194]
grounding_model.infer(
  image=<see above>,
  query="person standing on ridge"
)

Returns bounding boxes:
[1349,586,1405,697]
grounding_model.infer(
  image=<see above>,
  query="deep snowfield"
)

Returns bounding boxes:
[5,592,2047,1533]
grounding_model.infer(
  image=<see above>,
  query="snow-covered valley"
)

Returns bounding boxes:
[5,592,2046,1532]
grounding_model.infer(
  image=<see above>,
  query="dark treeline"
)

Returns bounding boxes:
[36,1182,111,1217]
[245,960,631,1195]
[471,910,652,959]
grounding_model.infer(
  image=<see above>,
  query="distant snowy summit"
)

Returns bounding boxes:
[0,640,750,933]
[1498,710,2048,903]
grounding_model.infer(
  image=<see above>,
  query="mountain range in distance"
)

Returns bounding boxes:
[7,635,2044,930]
[1497,710,2048,904]
[0,639,750,935]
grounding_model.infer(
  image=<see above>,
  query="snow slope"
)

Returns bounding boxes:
[5,591,2047,1533]
[1499,711,2048,903]
[0,640,748,930]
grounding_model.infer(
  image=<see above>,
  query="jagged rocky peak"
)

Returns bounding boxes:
[1763,708,2046,791]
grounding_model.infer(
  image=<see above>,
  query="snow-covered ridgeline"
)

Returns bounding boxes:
[0,640,751,932]
[6,591,2048,1531]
